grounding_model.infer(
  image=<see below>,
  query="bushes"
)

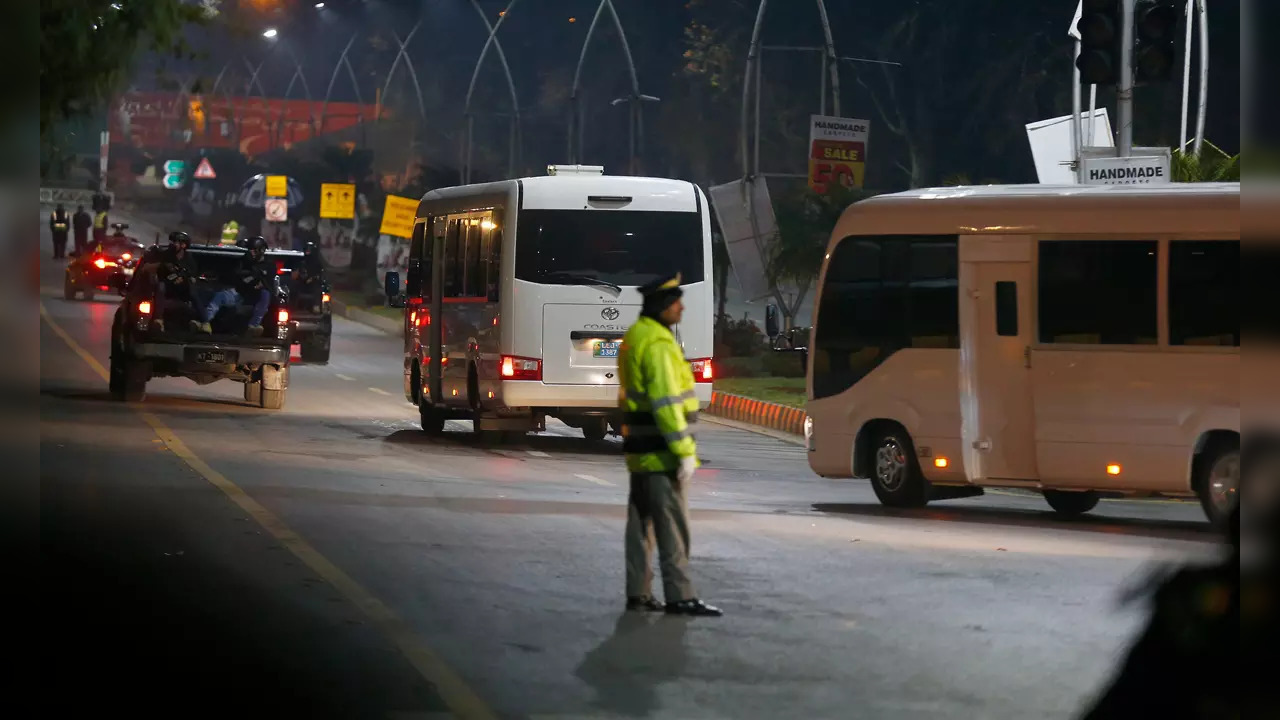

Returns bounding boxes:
[715,313,765,358]
[761,350,806,378]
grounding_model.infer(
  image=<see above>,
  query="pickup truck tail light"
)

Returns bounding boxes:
[500,355,542,381]
[277,309,290,324]
[690,358,713,383]
[138,301,152,315]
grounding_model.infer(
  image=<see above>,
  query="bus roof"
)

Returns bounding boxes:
[833,182,1239,239]
[417,175,699,216]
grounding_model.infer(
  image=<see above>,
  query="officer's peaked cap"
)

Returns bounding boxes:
[638,272,682,296]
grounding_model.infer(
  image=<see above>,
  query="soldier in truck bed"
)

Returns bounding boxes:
[151,232,198,332]
[195,235,272,335]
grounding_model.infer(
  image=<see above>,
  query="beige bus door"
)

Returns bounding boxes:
[958,236,1039,482]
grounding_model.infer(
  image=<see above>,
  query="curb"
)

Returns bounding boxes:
[707,390,806,437]
[331,298,401,335]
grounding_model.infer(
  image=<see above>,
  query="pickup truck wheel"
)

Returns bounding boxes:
[260,387,285,410]
[109,349,126,399]
[244,381,262,405]
[122,360,149,402]
[64,275,77,300]
[83,287,95,302]
[301,338,330,363]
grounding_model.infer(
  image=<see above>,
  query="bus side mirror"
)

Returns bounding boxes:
[385,271,406,308]
[765,304,780,339]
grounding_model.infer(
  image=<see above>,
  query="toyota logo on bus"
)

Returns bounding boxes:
[601,307,621,321]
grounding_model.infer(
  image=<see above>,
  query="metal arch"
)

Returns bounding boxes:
[567,0,646,164]
[318,33,369,146]
[739,0,842,178]
[462,0,524,184]
[378,19,427,122]
[270,47,319,150]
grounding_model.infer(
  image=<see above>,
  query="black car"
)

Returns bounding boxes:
[64,225,145,300]
[272,250,332,363]
[110,245,294,408]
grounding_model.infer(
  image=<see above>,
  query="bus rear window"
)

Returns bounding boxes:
[514,209,704,287]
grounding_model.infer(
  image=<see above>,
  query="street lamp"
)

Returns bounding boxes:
[262,28,278,39]
[314,2,325,8]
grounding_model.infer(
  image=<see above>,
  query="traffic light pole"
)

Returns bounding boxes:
[1117,0,1136,157]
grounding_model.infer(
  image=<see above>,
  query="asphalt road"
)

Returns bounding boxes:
[39,219,1225,719]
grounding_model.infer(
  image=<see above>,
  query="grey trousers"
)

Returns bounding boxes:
[625,471,695,603]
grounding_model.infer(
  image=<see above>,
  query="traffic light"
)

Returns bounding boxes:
[1133,0,1180,84]
[1076,0,1124,86]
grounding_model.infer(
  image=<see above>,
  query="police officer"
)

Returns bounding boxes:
[221,218,240,246]
[92,207,109,247]
[72,205,92,255]
[618,272,722,617]
[49,204,70,258]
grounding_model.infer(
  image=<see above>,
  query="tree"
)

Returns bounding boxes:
[1171,142,1240,183]
[767,183,868,327]
[40,0,211,136]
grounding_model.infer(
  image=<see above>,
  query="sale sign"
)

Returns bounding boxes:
[808,115,870,193]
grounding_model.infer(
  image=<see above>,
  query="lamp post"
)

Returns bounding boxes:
[610,94,660,175]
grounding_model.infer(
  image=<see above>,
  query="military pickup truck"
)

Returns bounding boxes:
[109,245,295,408]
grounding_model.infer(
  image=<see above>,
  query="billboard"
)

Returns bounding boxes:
[110,91,379,157]
[808,115,870,193]
[709,178,778,302]
[1025,109,1113,184]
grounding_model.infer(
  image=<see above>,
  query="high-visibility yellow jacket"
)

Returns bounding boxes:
[618,315,699,473]
[93,212,107,230]
[221,220,239,244]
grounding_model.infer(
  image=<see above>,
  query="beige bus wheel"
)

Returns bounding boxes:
[1042,490,1100,516]
[868,427,929,508]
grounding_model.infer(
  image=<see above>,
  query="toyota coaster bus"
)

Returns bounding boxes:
[385,165,714,441]
[794,183,1239,526]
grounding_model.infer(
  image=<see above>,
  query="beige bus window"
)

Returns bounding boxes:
[1038,241,1158,345]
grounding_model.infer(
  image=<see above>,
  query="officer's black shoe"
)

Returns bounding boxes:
[626,596,665,612]
[665,599,723,617]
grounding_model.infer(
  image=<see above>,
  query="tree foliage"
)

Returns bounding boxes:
[40,0,211,135]
[1171,142,1240,183]
[768,183,869,322]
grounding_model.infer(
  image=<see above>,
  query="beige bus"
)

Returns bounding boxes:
[794,183,1239,525]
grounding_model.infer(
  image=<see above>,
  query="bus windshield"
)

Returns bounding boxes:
[514,209,704,288]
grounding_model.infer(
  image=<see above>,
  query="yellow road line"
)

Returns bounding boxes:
[40,302,497,720]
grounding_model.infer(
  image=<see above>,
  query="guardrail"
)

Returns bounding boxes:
[707,390,806,436]
[39,187,113,207]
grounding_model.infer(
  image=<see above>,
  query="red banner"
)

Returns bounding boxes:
[110,91,378,157]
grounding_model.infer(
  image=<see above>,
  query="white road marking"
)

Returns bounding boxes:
[335,373,356,381]
[574,473,614,487]
[526,450,551,458]
[369,387,392,396]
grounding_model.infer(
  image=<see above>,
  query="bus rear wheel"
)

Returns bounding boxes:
[1042,490,1100,516]
[420,404,445,435]
[868,427,929,508]
[1196,440,1239,529]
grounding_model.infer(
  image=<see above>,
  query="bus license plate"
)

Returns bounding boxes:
[593,341,621,358]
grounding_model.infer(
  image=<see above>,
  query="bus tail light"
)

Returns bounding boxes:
[501,355,542,381]
[690,358,713,382]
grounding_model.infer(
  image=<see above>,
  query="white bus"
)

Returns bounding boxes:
[385,165,715,441]
[792,183,1239,525]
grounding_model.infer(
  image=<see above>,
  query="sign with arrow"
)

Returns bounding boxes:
[193,157,216,180]
[162,160,185,190]
[320,182,357,220]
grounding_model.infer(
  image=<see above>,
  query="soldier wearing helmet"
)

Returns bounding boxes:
[151,231,198,332]
[194,235,273,335]
[292,240,326,313]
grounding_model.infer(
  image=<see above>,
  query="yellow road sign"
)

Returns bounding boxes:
[320,183,356,219]
[379,195,418,239]
[265,175,288,197]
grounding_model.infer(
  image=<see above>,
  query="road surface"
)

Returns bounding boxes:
[39,221,1224,719]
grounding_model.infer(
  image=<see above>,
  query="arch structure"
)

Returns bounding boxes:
[566,0,651,172]
[460,0,524,184]
[738,0,842,179]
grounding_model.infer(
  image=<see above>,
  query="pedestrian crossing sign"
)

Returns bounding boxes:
[193,157,216,180]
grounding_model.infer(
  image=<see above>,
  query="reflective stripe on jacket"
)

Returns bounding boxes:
[618,314,699,473]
